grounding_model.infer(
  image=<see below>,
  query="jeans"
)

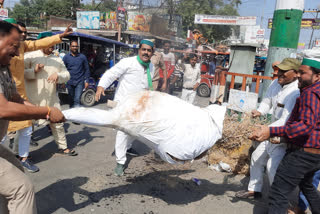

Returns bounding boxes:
[67,82,84,108]
[268,149,320,214]
[298,169,320,211]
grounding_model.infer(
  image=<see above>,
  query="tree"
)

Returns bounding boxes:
[175,0,241,42]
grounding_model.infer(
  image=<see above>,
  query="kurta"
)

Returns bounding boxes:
[24,50,70,125]
[98,56,155,102]
[8,35,62,132]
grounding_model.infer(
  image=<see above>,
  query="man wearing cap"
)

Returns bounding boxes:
[24,35,77,157]
[252,54,320,213]
[3,19,73,172]
[95,39,154,176]
[236,58,300,199]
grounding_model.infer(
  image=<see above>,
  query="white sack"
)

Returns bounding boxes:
[63,91,226,164]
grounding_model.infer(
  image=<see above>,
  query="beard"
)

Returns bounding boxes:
[298,78,313,89]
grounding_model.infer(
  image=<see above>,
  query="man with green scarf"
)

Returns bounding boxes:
[95,39,154,176]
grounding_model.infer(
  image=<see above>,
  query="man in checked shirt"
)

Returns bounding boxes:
[252,53,320,214]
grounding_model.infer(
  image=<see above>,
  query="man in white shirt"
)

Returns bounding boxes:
[180,54,201,104]
[235,58,301,199]
[95,39,154,176]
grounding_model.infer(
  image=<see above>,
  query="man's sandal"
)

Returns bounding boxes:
[57,148,78,156]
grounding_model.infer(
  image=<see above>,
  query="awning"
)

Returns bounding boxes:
[52,31,129,47]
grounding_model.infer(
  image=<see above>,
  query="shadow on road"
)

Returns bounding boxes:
[30,125,103,164]
[35,169,268,213]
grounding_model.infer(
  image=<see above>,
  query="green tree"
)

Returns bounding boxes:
[175,0,241,42]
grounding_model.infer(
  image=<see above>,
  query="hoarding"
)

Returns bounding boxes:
[77,11,100,30]
[0,8,8,20]
[100,11,118,30]
[298,42,305,49]
[268,18,320,29]
[242,25,265,44]
[194,14,256,26]
[127,12,152,32]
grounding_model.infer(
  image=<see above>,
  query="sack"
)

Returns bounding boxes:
[63,91,226,164]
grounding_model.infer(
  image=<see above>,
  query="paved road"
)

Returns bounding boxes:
[2,92,305,214]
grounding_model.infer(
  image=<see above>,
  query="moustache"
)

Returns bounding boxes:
[142,54,149,57]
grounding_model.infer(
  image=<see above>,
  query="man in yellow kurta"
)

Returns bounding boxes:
[24,39,77,157]
[4,19,73,172]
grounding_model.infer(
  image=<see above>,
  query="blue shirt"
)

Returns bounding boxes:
[63,53,90,86]
[209,61,216,75]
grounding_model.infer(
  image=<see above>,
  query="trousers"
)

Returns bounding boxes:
[0,145,37,214]
[181,88,196,104]
[115,131,134,165]
[268,149,320,214]
[248,140,286,192]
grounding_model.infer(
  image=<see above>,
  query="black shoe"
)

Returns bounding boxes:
[30,140,38,147]
[126,148,139,157]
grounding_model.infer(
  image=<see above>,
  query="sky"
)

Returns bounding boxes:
[238,0,320,48]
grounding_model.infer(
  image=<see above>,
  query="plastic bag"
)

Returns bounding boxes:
[63,91,226,164]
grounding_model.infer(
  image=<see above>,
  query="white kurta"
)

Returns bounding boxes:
[98,56,154,165]
[98,56,154,102]
[249,79,300,192]
[180,63,201,104]
[24,50,70,109]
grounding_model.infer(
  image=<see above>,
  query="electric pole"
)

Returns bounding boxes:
[308,9,319,49]
[117,0,122,42]
[262,0,304,97]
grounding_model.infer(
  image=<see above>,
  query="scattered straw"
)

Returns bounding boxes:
[208,112,268,175]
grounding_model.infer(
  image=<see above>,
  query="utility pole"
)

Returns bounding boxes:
[117,0,122,42]
[261,0,304,98]
[139,0,142,12]
[92,0,95,7]
[308,9,319,49]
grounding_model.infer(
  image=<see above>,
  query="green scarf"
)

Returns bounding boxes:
[137,55,153,91]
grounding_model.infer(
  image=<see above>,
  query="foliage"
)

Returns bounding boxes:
[175,0,241,42]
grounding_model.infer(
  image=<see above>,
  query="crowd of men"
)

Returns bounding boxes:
[0,17,319,214]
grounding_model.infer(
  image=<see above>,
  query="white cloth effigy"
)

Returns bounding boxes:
[63,91,226,164]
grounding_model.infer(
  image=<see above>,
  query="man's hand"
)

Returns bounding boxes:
[59,24,73,38]
[84,82,89,89]
[47,73,58,83]
[251,125,270,142]
[270,137,281,144]
[251,110,262,118]
[49,107,65,123]
[34,64,44,73]
[193,82,200,91]
[160,80,167,92]
[95,86,105,101]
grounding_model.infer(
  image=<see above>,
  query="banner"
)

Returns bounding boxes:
[244,26,265,44]
[0,8,8,20]
[194,14,256,26]
[100,12,118,30]
[127,12,152,32]
[77,11,100,30]
[298,42,305,49]
[268,18,320,29]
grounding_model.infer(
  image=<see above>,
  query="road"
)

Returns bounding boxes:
[2,92,300,214]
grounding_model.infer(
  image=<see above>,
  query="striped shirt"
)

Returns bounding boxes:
[270,81,320,148]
